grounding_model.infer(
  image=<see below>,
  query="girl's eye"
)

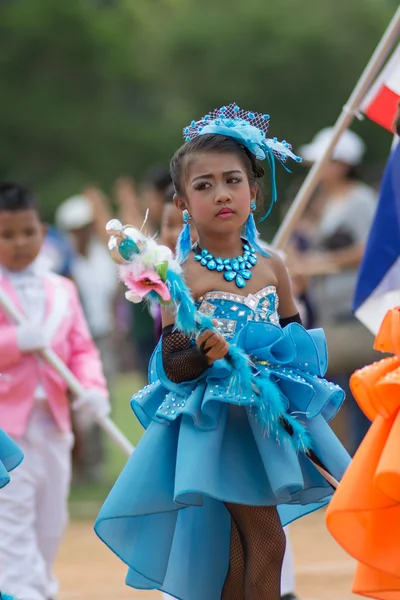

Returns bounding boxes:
[228,177,242,184]
[194,181,211,191]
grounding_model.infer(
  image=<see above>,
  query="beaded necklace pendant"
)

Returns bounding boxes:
[194,243,257,289]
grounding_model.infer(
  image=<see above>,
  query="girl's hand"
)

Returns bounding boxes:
[197,321,229,364]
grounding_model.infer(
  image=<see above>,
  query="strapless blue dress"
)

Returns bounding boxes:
[95,286,351,600]
[0,429,23,489]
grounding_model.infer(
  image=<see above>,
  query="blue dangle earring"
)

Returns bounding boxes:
[245,200,270,258]
[176,209,192,264]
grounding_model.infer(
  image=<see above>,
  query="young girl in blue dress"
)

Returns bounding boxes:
[0,427,23,490]
[0,426,23,599]
[95,104,351,600]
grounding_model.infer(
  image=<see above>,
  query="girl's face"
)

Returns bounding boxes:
[176,151,255,237]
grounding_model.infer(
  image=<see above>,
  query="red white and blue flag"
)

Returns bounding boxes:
[354,44,400,333]
[361,43,400,132]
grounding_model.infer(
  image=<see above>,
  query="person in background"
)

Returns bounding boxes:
[74,172,172,379]
[55,195,118,482]
[37,225,75,278]
[160,184,187,252]
[127,168,173,376]
[290,128,377,455]
[141,166,174,233]
[0,182,109,600]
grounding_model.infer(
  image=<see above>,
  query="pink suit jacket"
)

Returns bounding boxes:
[0,271,108,437]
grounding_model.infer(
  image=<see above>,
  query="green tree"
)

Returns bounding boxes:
[0,0,395,221]
[0,0,153,214]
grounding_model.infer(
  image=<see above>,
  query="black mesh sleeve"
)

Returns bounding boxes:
[161,325,210,383]
[279,313,302,328]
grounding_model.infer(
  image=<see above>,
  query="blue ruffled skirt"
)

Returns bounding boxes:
[95,322,351,600]
[0,429,23,489]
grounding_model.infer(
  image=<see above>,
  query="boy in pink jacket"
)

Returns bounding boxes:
[0,182,110,600]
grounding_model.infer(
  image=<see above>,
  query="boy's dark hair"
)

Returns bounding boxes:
[143,166,172,193]
[170,134,265,202]
[0,182,40,214]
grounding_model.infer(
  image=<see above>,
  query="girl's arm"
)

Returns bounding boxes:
[161,308,228,383]
[270,252,300,320]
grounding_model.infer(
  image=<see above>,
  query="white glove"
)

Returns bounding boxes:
[17,323,48,353]
[72,389,111,420]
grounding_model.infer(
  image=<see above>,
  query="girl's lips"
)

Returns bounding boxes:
[216,208,234,217]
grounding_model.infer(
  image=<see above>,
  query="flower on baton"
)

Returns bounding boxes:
[106,217,253,391]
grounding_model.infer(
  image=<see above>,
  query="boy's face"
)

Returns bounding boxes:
[0,209,46,271]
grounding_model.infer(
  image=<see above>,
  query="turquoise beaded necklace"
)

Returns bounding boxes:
[194,242,258,289]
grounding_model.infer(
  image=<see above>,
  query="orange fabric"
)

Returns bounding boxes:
[326,307,400,599]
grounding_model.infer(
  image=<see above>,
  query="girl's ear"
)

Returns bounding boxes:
[249,185,257,202]
[174,194,187,213]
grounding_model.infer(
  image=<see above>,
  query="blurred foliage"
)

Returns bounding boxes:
[0,0,396,225]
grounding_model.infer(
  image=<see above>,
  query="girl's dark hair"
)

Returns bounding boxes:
[170,134,265,200]
[0,181,40,215]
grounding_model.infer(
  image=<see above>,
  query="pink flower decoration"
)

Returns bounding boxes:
[124,269,171,303]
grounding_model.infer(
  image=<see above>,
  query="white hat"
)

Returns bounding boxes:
[299,127,366,166]
[55,195,94,231]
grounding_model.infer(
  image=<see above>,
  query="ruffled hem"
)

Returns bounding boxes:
[0,429,24,489]
[326,308,400,600]
[134,322,344,443]
[95,410,348,600]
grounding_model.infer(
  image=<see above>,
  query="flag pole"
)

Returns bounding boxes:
[272,6,400,250]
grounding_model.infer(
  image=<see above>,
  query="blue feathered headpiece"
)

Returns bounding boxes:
[183,103,302,221]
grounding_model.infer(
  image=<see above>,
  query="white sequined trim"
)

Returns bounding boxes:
[198,300,217,316]
[198,285,278,311]
[215,318,237,338]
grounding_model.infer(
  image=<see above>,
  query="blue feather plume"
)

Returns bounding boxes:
[244,213,271,257]
[176,222,192,264]
[166,268,254,398]
[255,372,311,453]
[166,269,197,334]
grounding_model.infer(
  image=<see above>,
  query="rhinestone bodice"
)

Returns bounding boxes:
[196,285,279,340]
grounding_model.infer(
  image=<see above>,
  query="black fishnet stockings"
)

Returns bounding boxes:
[222,503,286,600]
[161,325,209,383]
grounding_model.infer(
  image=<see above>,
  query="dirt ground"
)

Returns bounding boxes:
[56,508,357,600]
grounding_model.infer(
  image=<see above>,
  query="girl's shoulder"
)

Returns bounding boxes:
[179,254,214,300]
[258,247,287,275]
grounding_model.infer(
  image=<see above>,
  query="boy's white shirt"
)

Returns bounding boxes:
[0,261,70,399]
